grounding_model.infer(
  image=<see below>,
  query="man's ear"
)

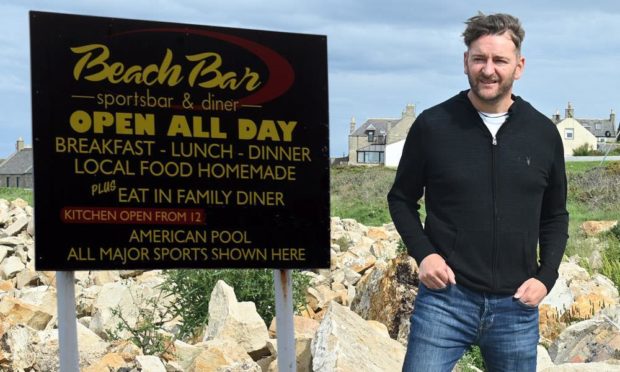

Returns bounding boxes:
[514,55,525,80]
[463,51,469,75]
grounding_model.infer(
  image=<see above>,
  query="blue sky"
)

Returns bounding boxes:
[2,0,620,158]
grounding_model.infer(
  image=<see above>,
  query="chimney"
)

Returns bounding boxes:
[565,102,574,119]
[402,103,415,118]
[349,117,356,134]
[611,109,616,128]
[16,137,24,152]
[551,110,561,123]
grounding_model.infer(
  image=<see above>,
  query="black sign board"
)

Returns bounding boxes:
[30,11,329,270]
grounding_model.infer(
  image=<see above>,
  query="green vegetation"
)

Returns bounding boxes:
[160,269,311,341]
[106,291,175,356]
[330,165,398,226]
[572,143,603,156]
[0,187,33,205]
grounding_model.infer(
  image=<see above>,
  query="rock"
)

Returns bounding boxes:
[268,316,320,339]
[9,198,28,210]
[83,353,128,372]
[0,246,10,262]
[170,339,203,371]
[581,220,618,237]
[188,339,261,372]
[311,301,406,372]
[267,338,313,372]
[4,215,30,237]
[2,324,38,370]
[307,285,341,311]
[0,297,53,330]
[1,256,25,279]
[34,322,110,370]
[91,271,121,286]
[367,227,389,241]
[537,345,555,371]
[549,305,620,364]
[205,280,269,355]
[339,246,377,274]
[350,254,418,343]
[18,285,58,317]
[136,355,167,372]
[15,268,40,289]
[539,262,619,342]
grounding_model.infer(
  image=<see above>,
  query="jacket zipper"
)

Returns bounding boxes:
[491,135,498,290]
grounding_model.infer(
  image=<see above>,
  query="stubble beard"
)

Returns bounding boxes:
[467,73,514,106]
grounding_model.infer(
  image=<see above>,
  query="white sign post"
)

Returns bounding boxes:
[56,271,80,371]
[273,269,296,372]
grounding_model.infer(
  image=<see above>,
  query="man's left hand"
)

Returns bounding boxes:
[513,278,547,307]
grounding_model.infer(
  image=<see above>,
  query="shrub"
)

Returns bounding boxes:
[106,290,175,357]
[572,143,603,156]
[161,269,311,341]
[458,345,486,371]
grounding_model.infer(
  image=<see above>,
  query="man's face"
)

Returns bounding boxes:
[464,33,525,108]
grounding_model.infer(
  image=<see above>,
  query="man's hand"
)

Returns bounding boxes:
[419,253,456,290]
[514,278,547,306]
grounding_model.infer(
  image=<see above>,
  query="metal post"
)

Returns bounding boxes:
[273,269,296,372]
[56,271,80,371]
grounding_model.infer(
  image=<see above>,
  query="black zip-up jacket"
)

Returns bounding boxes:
[388,90,569,294]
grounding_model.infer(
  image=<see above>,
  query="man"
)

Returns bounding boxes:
[388,13,568,371]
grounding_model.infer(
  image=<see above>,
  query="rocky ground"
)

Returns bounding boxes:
[1,198,620,371]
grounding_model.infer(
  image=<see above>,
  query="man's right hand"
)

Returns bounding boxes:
[418,253,456,290]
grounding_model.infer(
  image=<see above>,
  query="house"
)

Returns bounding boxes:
[348,104,415,166]
[552,103,619,155]
[0,138,33,188]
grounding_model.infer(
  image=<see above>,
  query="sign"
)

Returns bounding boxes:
[30,11,330,270]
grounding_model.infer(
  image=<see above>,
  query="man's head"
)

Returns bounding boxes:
[463,12,526,112]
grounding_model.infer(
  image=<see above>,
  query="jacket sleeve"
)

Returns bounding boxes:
[387,115,436,265]
[535,129,569,292]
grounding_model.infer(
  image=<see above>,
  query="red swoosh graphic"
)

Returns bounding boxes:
[111,27,295,105]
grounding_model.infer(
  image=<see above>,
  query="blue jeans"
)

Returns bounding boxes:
[402,283,539,372]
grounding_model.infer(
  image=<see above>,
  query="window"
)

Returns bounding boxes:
[564,128,574,140]
[16,177,19,188]
[595,123,602,130]
[357,151,384,164]
[5,177,8,187]
[367,130,375,143]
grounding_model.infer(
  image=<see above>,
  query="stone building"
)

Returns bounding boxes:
[348,104,415,166]
[0,138,33,188]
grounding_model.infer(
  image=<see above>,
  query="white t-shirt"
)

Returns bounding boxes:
[478,111,509,138]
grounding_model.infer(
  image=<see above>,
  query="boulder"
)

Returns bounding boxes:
[350,254,418,343]
[205,280,269,355]
[83,353,128,372]
[581,220,618,237]
[1,256,25,279]
[549,305,620,364]
[0,297,53,330]
[311,301,406,371]
[267,337,313,372]
[3,215,30,237]
[268,315,320,339]
[170,339,203,371]
[136,355,167,372]
[188,339,261,372]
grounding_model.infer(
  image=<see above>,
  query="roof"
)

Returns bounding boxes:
[579,119,617,138]
[0,148,33,175]
[350,118,399,137]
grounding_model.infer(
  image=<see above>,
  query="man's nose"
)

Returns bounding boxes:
[481,60,494,75]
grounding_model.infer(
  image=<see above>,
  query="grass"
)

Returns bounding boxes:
[330,165,398,226]
[0,187,33,206]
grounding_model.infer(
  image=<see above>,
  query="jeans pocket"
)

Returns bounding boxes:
[423,283,452,293]
[514,298,538,310]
